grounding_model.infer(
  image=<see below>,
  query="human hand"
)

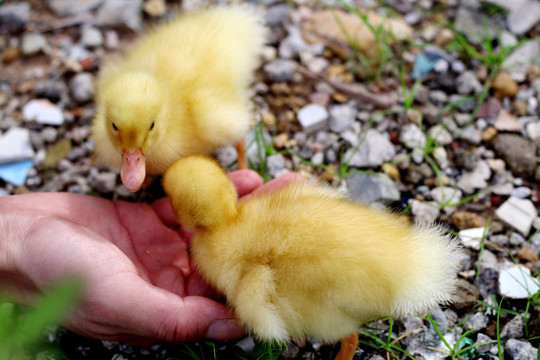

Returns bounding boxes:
[0,170,301,345]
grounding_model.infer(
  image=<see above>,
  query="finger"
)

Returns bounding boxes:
[111,279,243,342]
[228,169,263,197]
[241,173,304,201]
[151,198,178,228]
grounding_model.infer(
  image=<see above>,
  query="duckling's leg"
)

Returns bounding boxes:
[235,139,247,170]
[334,332,358,360]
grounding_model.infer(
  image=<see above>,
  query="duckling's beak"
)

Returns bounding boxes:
[121,148,146,192]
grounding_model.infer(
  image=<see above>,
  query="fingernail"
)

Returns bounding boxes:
[206,319,244,340]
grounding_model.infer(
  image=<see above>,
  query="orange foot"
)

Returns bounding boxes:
[235,138,247,170]
[335,332,359,360]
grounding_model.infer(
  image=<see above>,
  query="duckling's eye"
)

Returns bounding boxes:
[112,123,118,132]
[149,121,155,131]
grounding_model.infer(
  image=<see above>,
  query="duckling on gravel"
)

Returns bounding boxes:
[163,155,461,360]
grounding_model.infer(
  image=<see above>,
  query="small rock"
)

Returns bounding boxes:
[410,200,440,225]
[507,0,540,35]
[456,71,483,95]
[517,247,539,262]
[504,41,540,82]
[432,147,449,169]
[80,26,103,48]
[381,163,400,181]
[0,2,30,33]
[463,312,489,331]
[494,109,521,131]
[459,227,487,250]
[22,99,64,126]
[69,72,94,103]
[90,171,118,193]
[487,158,506,174]
[452,279,480,310]
[509,232,526,246]
[94,0,143,31]
[345,172,400,204]
[511,186,532,198]
[430,187,462,213]
[457,125,481,144]
[492,72,519,98]
[46,0,103,17]
[296,103,328,134]
[263,59,296,82]
[525,121,540,142]
[452,211,487,230]
[328,104,356,133]
[495,197,537,236]
[492,134,537,178]
[474,333,492,353]
[265,4,289,25]
[0,127,35,164]
[453,4,499,44]
[143,0,166,17]
[499,265,540,299]
[20,32,48,56]
[477,97,501,119]
[505,339,538,360]
[428,124,453,145]
[343,130,395,167]
[266,153,285,178]
[457,170,487,193]
[400,124,426,150]
[104,30,119,50]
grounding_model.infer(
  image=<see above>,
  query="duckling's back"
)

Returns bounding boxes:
[193,182,460,343]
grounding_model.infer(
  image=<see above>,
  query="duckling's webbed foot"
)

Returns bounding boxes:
[334,332,358,360]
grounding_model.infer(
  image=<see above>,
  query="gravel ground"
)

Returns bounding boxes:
[1,0,540,359]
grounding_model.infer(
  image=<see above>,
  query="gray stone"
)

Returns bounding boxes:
[297,104,328,134]
[509,232,526,246]
[345,172,400,204]
[20,33,48,56]
[94,0,143,31]
[400,124,426,150]
[81,26,103,48]
[457,170,487,193]
[430,187,462,213]
[511,186,532,198]
[474,333,492,353]
[428,124,453,146]
[505,339,538,360]
[428,90,448,104]
[459,227,486,250]
[343,130,395,167]
[456,71,483,95]
[266,153,285,178]
[265,4,289,25]
[507,0,540,35]
[463,312,488,331]
[453,4,500,44]
[263,59,297,82]
[495,197,537,236]
[69,72,94,103]
[504,41,540,82]
[328,104,357,133]
[493,134,537,178]
[432,147,449,169]
[410,200,440,225]
[46,0,103,16]
[458,125,481,144]
[0,2,30,33]
[451,279,480,310]
[279,26,323,59]
[41,127,58,143]
[90,171,117,193]
[501,315,524,339]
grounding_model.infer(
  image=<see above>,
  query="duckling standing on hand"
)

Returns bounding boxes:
[91,6,266,192]
[163,155,461,360]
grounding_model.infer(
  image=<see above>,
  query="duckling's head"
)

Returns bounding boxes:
[97,71,166,192]
[163,155,238,231]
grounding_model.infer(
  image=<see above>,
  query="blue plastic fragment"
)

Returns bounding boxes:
[0,159,34,186]
[411,53,438,79]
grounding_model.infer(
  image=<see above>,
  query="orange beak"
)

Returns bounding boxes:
[121,149,146,192]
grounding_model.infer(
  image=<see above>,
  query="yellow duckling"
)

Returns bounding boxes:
[162,155,460,360]
[91,6,266,191]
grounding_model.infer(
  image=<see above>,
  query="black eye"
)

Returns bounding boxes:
[149,122,155,131]
[112,122,118,132]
